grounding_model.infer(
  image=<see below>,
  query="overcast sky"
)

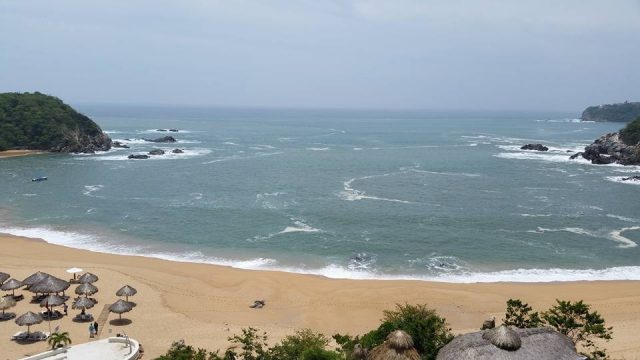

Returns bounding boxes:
[1,0,639,111]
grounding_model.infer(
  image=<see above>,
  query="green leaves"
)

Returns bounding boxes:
[503,298,542,328]
[620,117,640,146]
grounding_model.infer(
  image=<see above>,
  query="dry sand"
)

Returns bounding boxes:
[0,150,44,159]
[0,234,639,359]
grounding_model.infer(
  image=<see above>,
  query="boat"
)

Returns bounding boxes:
[31,176,47,182]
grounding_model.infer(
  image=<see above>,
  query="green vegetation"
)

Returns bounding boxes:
[620,116,640,146]
[0,92,109,152]
[505,299,613,360]
[581,101,640,122]
[47,331,72,349]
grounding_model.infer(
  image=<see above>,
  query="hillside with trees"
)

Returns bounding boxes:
[581,101,640,122]
[0,92,111,153]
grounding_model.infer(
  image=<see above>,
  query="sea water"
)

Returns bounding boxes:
[1,106,639,282]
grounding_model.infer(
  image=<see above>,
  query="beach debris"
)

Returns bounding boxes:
[481,316,496,330]
[249,299,266,309]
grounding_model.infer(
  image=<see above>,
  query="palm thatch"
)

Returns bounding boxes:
[116,285,137,301]
[1,278,23,291]
[109,299,133,319]
[78,272,98,284]
[75,283,98,297]
[15,311,43,334]
[72,296,95,310]
[29,276,70,294]
[40,294,67,307]
[22,271,50,287]
[435,327,582,360]
[367,330,421,360]
[482,326,521,351]
[0,272,9,284]
[0,296,16,315]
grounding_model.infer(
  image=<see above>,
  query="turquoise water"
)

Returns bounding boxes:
[1,107,639,282]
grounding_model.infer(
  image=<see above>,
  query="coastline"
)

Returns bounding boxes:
[1,234,639,359]
[0,150,45,159]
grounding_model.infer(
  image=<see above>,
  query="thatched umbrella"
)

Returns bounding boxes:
[0,272,9,284]
[109,299,133,320]
[0,296,16,316]
[72,297,95,311]
[435,326,582,360]
[22,271,50,287]
[75,283,98,297]
[116,285,137,301]
[1,278,23,297]
[15,311,43,335]
[78,272,99,284]
[29,276,70,294]
[368,330,420,360]
[40,294,67,308]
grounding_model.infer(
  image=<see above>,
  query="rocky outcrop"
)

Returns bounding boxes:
[622,175,640,182]
[128,154,149,160]
[148,149,165,155]
[112,141,130,149]
[581,102,640,122]
[51,131,112,154]
[145,136,176,143]
[572,132,640,165]
[171,149,184,154]
[520,144,549,151]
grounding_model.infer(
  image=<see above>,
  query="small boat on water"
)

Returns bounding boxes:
[31,176,47,182]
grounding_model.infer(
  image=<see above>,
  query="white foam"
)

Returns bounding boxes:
[340,178,411,204]
[307,147,330,151]
[223,142,239,146]
[202,152,282,165]
[83,185,104,198]
[609,227,640,248]
[353,147,363,151]
[494,152,591,164]
[279,220,322,234]
[606,214,637,222]
[606,176,640,185]
[77,148,212,161]
[535,226,638,248]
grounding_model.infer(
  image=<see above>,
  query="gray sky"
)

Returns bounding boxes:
[1,0,639,111]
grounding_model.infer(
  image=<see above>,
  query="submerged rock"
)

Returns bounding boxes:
[128,154,149,160]
[171,148,184,154]
[148,149,165,155]
[520,144,549,151]
[112,141,130,149]
[622,175,640,182]
[144,136,176,143]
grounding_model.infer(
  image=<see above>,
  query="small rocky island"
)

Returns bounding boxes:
[581,101,640,122]
[0,92,111,153]
[571,117,640,165]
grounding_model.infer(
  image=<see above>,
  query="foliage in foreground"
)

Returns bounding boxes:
[620,116,640,146]
[47,331,72,349]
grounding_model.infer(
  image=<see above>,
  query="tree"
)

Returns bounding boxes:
[225,327,270,360]
[620,116,640,145]
[268,329,333,360]
[47,331,72,349]
[542,300,613,360]
[503,298,543,328]
[154,340,220,360]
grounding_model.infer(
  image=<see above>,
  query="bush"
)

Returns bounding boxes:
[301,347,343,360]
[268,329,333,360]
[154,340,219,360]
[503,298,543,328]
[225,328,270,360]
[620,117,640,145]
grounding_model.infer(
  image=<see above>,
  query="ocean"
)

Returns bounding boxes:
[1,106,639,282]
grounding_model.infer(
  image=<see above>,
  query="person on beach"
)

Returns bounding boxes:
[93,321,99,336]
[63,303,68,316]
[89,323,94,338]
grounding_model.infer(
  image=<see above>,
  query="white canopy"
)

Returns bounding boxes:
[66,267,83,274]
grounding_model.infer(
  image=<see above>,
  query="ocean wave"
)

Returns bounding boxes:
[2,225,640,282]
[494,152,591,164]
[83,185,104,198]
[606,214,638,222]
[605,176,640,185]
[307,147,330,151]
[534,226,638,248]
[340,178,411,204]
[77,148,212,161]
[202,151,283,165]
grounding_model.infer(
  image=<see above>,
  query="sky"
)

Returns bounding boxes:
[1,0,639,112]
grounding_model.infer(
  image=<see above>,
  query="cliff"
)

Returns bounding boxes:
[581,101,640,122]
[0,92,111,153]
[572,117,640,165]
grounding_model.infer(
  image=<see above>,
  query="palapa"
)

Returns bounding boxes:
[75,282,98,297]
[0,272,9,284]
[116,285,137,301]
[28,276,70,294]
[22,271,50,287]
[40,294,67,307]
[72,296,95,310]
[367,330,421,360]
[78,272,99,284]
[109,299,133,320]
[436,327,583,360]
[15,311,43,334]
[0,296,16,315]
[1,278,24,297]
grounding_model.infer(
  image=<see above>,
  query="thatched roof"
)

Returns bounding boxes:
[22,271,50,286]
[436,327,583,360]
[367,330,421,360]
[482,326,521,351]
[0,296,16,311]
[75,283,98,296]
[1,278,23,291]
[116,285,137,297]
[109,299,133,314]
[72,297,95,310]
[28,276,70,294]
[40,294,67,307]
[15,311,43,326]
[78,272,99,284]
[0,272,9,284]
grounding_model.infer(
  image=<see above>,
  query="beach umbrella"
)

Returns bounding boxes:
[0,272,9,284]
[0,296,16,316]
[75,283,98,297]
[22,271,50,287]
[66,267,83,281]
[116,285,137,301]
[1,278,23,297]
[78,272,99,284]
[29,276,70,294]
[368,330,420,360]
[39,294,67,308]
[109,299,133,320]
[72,297,95,310]
[435,326,581,360]
[15,311,43,335]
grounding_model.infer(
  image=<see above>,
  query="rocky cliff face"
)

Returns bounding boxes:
[572,132,640,165]
[51,130,112,153]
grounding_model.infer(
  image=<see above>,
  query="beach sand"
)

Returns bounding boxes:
[0,150,44,159]
[1,234,639,360]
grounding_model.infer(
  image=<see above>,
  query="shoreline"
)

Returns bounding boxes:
[0,150,45,159]
[0,233,639,359]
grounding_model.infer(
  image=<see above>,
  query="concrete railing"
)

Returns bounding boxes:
[19,337,140,360]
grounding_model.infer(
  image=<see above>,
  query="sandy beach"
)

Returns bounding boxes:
[0,233,639,359]
[0,150,44,159]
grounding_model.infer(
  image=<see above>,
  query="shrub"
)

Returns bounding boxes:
[503,298,543,328]
[269,329,331,360]
[225,328,270,360]
[154,340,219,360]
[620,117,640,145]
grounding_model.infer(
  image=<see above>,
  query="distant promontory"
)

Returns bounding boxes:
[0,92,111,153]
[581,101,640,122]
